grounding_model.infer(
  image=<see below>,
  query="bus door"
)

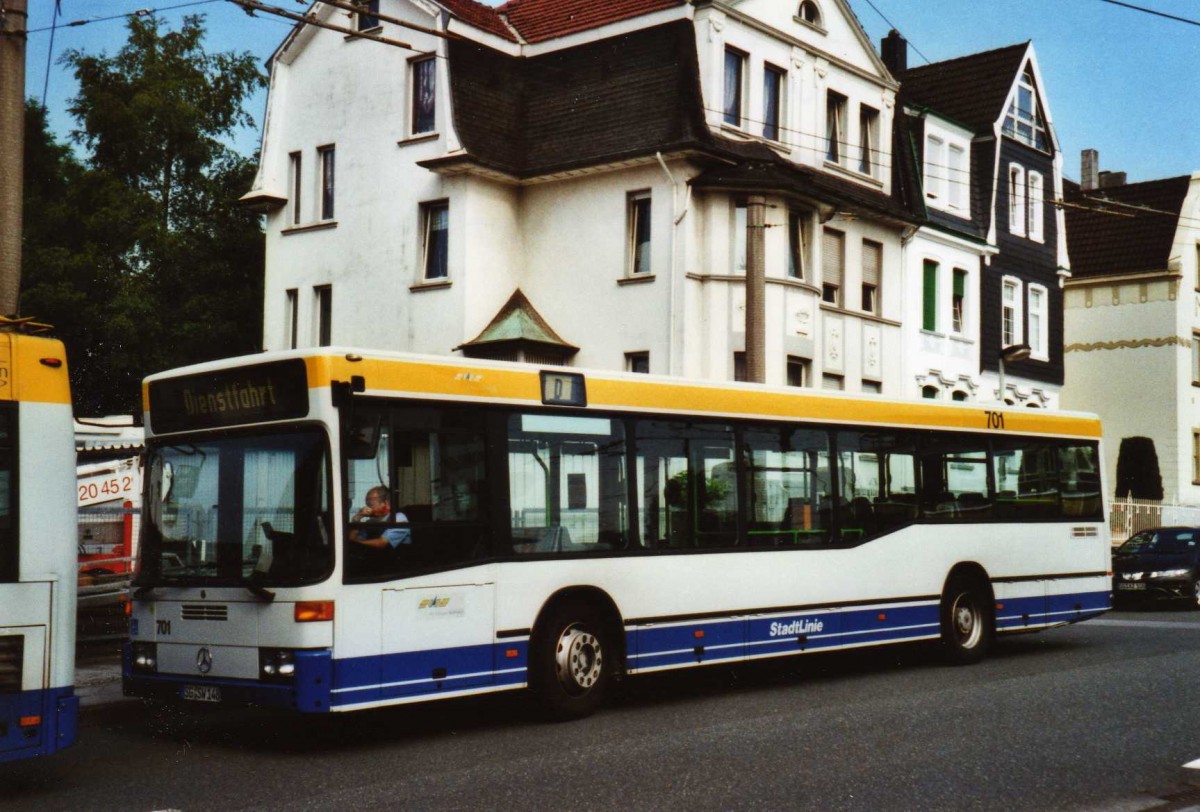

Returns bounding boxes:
[380,583,497,698]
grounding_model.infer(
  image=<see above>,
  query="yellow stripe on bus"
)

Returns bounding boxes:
[309,354,1100,439]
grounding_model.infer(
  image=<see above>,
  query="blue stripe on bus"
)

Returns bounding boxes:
[0,685,77,764]
[128,589,1112,711]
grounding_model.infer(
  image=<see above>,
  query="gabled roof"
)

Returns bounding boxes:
[497,0,686,44]
[1063,176,1191,279]
[457,290,579,353]
[898,42,1029,133]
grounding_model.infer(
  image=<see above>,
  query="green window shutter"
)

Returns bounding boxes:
[923,260,938,331]
[953,268,966,298]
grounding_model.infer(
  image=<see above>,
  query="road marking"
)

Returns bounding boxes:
[1089,619,1200,630]
[1184,758,1200,770]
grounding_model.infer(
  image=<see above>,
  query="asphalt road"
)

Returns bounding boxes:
[6,609,1200,811]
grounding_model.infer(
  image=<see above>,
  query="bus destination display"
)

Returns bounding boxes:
[148,359,310,433]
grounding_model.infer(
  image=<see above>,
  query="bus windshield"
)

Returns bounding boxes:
[137,428,333,588]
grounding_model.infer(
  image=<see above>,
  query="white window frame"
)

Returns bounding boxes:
[288,151,302,226]
[1028,283,1048,359]
[410,54,437,136]
[859,105,879,177]
[355,0,380,31]
[421,200,449,281]
[763,64,786,143]
[826,91,847,165]
[924,135,945,201]
[1027,170,1045,242]
[1008,164,1027,237]
[318,145,335,221]
[946,144,967,212]
[627,191,652,276]
[951,267,968,336]
[1002,276,1024,348]
[723,48,747,129]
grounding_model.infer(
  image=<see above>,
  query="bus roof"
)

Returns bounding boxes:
[143,348,1101,440]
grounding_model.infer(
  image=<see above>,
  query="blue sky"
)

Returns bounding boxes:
[23,0,1200,183]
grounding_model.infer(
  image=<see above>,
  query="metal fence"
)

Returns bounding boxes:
[1108,498,1200,545]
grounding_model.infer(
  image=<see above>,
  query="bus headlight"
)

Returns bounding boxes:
[132,642,158,673]
[259,649,296,682]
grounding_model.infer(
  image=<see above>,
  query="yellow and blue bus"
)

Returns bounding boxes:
[125,349,1109,719]
[0,324,78,761]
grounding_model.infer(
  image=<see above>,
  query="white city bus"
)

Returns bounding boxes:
[0,325,78,761]
[124,349,1109,719]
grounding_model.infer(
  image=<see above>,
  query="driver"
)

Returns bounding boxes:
[348,486,411,549]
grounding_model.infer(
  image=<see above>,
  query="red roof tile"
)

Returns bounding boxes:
[498,0,686,44]
[437,0,517,41]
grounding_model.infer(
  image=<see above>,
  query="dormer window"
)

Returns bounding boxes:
[798,1,822,27]
[1003,67,1048,151]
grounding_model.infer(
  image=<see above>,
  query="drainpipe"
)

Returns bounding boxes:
[657,153,691,376]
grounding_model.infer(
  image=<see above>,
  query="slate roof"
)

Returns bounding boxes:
[1063,176,1191,279]
[433,21,779,180]
[497,0,686,44]
[897,42,1029,133]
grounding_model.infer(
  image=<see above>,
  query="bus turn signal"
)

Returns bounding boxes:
[294,601,334,622]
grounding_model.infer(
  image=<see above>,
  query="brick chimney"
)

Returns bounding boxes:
[1081,149,1099,192]
[881,30,907,75]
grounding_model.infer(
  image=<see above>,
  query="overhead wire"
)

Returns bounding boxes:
[25,0,226,34]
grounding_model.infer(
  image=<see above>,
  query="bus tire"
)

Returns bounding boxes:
[531,600,613,721]
[939,572,993,665]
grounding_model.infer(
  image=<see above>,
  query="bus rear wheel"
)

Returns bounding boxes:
[939,573,993,665]
[531,600,613,721]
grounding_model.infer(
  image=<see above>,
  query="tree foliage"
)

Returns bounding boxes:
[1115,436,1164,501]
[21,14,265,415]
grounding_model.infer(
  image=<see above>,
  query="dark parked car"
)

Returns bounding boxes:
[1113,526,1200,607]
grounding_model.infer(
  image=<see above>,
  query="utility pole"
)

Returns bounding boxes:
[744,195,767,383]
[0,0,27,316]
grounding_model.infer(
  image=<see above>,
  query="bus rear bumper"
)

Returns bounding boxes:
[122,644,332,713]
[0,686,78,763]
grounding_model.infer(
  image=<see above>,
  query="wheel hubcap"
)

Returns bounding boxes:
[951,593,982,649]
[555,625,603,695]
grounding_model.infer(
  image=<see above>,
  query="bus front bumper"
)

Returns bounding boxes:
[122,644,333,713]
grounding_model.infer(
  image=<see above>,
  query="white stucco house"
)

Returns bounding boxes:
[241,0,1070,405]
[1060,154,1200,502]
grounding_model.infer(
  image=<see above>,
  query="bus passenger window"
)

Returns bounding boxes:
[507,414,628,554]
[636,421,737,550]
[993,439,1059,520]
[1058,443,1101,519]
[742,427,830,547]
[919,435,991,521]
[836,431,917,541]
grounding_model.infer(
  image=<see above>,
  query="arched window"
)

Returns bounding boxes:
[922,385,940,400]
[798,1,822,26]
[951,390,968,402]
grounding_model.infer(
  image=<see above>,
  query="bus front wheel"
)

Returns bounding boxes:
[939,573,993,665]
[531,600,613,721]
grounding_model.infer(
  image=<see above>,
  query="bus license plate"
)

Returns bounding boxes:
[1117,582,1146,591]
[181,685,222,703]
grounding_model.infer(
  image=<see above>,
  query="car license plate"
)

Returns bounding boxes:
[181,684,222,703]
[1117,582,1146,591]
